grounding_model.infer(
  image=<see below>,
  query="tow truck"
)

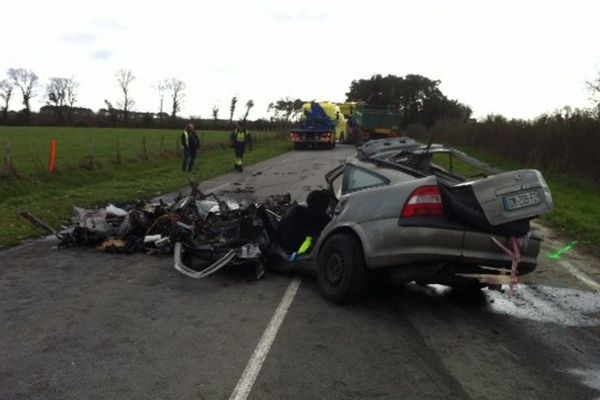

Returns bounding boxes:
[289,101,337,150]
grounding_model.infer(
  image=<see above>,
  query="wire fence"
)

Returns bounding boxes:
[0,128,286,180]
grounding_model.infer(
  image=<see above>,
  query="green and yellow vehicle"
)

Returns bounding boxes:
[347,105,402,145]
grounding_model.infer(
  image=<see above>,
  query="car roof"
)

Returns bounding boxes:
[344,155,419,183]
[357,137,420,159]
[347,138,502,181]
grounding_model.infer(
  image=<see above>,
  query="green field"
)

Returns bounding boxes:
[0,126,291,249]
[0,126,281,176]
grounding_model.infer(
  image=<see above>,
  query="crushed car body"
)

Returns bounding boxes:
[298,140,555,303]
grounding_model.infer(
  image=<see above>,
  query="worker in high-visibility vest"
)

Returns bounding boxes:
[181,123,200,172]
[230,123,252,172]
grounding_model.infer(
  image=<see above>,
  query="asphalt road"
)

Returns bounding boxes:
[1,145,600,400]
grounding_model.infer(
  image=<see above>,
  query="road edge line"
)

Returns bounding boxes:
[560,260,600,292]
[229,277,302,400]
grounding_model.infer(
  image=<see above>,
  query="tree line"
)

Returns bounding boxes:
[0,67,262,129]
[345,74,473,128]
[404,71,600,185]
[6,67,596,130]
[0,68,478,130]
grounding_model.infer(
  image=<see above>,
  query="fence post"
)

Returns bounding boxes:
[4,141,11,167]
[116,137,122,164]
[142,136,149,160]
[90,138,96,168]
[48,139,57,174]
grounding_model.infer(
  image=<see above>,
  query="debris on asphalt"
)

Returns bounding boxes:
[20,183,293,280]
[547,241,578,260]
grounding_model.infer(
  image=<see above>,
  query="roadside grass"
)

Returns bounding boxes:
[434,147,600,246]
[0,138,292,249]
[0,126,280,176]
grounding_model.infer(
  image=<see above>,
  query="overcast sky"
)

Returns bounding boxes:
[2,0,599,121]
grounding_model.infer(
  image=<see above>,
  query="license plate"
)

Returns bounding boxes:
[502,191,541,211]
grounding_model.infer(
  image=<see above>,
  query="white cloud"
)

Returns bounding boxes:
[89,50,113,61]
[62,32,96,45]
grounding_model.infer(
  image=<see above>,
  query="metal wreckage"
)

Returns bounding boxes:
[21,182,292,280]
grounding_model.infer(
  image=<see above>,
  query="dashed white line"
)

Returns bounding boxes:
[559,260,600,292]
[229,277,301,400]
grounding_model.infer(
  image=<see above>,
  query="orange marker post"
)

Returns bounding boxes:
[48,139,57,174]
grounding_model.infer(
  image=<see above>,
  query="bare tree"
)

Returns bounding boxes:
[268,97,304,121]
[8,68,38,122]
[46,77,68,122]
[166,78,186,121]
[212,105,219,121]
[115,68,135,125]
[229,96,238,124]
[46,77,79,123]
[0,79,14,123]
[243,99,254,122]
[155,80,168,125]
[587,71,600,116]
[65,77,79,109]
[103,99,118,125]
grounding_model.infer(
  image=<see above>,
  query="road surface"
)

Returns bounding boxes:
[1,145,599,399]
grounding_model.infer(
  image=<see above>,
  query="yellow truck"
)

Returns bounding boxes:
[316,102,347,143]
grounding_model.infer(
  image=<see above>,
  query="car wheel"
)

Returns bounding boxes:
[317,233,367,303]
[294,143,304,150]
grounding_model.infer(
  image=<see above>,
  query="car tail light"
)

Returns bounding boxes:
[290,133,299,142]
[401,186,444,218]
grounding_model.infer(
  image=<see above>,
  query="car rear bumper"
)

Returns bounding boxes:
[357,219,541,271]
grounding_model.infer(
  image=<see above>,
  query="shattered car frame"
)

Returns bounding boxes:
[22,183,293,281]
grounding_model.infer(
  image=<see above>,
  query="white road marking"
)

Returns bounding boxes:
[229,277,302,400]
[206,181,234,194]
[559,260,600,292]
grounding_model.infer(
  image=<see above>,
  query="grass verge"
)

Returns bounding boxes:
[0,139,292,249]
[0,126,281,176]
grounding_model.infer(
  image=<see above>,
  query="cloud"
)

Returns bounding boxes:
[62,32,96,45]
[270,9,332,23]
[93,19,125,30]
[90,50,113,61]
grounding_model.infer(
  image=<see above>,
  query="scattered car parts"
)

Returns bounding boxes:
[20,183,293,280]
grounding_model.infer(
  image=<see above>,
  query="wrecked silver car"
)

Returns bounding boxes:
[305,142,554,303]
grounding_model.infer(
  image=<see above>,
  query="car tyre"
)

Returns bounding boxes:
[317,233,367,303]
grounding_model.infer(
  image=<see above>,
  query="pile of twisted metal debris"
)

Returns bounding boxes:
[21,182,292,280]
